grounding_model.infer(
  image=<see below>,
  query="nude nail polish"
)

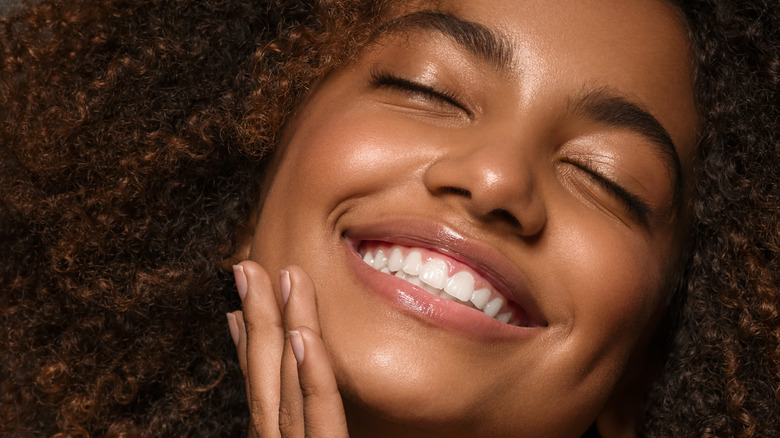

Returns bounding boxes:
[289,330,304,365]
[233,264,247,302]
[280,269,291,306]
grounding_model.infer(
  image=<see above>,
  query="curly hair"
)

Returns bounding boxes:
[0,0,777,437]
[641,1,780,436]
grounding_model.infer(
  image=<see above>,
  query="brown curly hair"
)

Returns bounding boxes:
[0,0,777,436]
[641,1,780,436]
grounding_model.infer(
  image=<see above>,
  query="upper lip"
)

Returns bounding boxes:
[344,217,547,327]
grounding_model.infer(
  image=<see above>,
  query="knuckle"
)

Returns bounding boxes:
[244,318,284,340]
[300,381,333,400]
[304,422,348,438]
[277,405,297,435]
[299,382,318,399]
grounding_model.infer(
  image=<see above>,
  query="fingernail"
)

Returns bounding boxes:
[280,269,291,306]
[289,330,304,366]
[226,313,239,346]
[233,264,247,302]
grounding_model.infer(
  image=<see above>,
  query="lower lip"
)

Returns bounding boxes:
[343,241,538,341]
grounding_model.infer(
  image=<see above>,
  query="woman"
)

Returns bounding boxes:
[1,0,777,436]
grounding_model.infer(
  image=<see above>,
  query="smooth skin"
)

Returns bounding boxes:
[229,0,699,436]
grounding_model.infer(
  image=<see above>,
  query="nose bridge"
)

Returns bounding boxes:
[423,132,547,236]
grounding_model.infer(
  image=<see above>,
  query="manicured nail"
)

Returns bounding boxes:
[233,264,247,302]
[289,330,304,366]
[226,313,239,346]
[280,269,291,306]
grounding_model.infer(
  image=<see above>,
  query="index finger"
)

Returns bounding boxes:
[278,266,322,437]
[236,261,285,438]
[289,327,349,438]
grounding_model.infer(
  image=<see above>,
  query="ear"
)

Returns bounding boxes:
[217,210,257,271]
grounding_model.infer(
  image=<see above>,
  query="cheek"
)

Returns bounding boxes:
[254,113,380,231]
[251,107,422,265]
[280,104,443,206]
[547,209,669,372]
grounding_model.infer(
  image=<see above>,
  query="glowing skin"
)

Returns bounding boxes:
[240,0,698,436]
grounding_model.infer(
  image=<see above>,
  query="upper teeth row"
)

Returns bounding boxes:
[361,247,515,324]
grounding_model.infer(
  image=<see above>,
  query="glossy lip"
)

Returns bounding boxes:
[342,218,547,340]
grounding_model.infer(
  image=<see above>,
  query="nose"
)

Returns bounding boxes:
[422,143,547,237]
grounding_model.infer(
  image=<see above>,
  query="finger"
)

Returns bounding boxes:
[235,262,285,438]
[277,266,327,436]
[230,311,261,438]
[290,327,349,438]
[227,310,244,374]
[227,311,240,349]
[277,268,307,436]
[282,266,322,334]
[278,266,324,436]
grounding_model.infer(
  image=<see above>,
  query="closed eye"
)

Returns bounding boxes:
[567,159,652,225]
[369,69,471,116]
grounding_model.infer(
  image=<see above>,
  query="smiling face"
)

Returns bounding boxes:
[245,0,698,436]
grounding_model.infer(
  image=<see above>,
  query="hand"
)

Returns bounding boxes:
[227,261,349,438]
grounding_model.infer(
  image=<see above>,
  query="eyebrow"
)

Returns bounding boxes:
[570,89,683,205]
[373,11,514,71]
[374,11,683,207]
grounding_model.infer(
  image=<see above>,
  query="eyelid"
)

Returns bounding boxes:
[565,158,652,225]
[369,68,472,117]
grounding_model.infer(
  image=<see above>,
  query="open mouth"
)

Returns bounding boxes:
[358,241,530,326]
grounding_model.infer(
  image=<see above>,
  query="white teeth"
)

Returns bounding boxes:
[406,275,422,287]
[373,249,388,270]
[439,290,458,301]
[361,245,519,325]
[402,251,423,275]
[495,312,512,324]
[444,271,475,302]
[422,282,441,296]
[483,297,504,318]
[420,259,448,289]
[388,247,404,272]
[470,288,491,310]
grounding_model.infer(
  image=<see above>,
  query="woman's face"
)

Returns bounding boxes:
[246,0,698,436]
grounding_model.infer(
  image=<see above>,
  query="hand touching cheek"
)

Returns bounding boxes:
[228,263,348,438]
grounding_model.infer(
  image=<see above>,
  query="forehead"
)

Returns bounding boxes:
[368,0,698,159]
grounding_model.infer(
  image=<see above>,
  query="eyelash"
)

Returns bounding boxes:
[568,160,651,224]
[369,69,470,115]
[369,70,650,225]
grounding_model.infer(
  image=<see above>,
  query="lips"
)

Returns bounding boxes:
[344,219,546,334]
[359,242,526,325]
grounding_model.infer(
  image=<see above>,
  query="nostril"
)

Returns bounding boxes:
[440,186,472,199]
[489,208,521,228]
